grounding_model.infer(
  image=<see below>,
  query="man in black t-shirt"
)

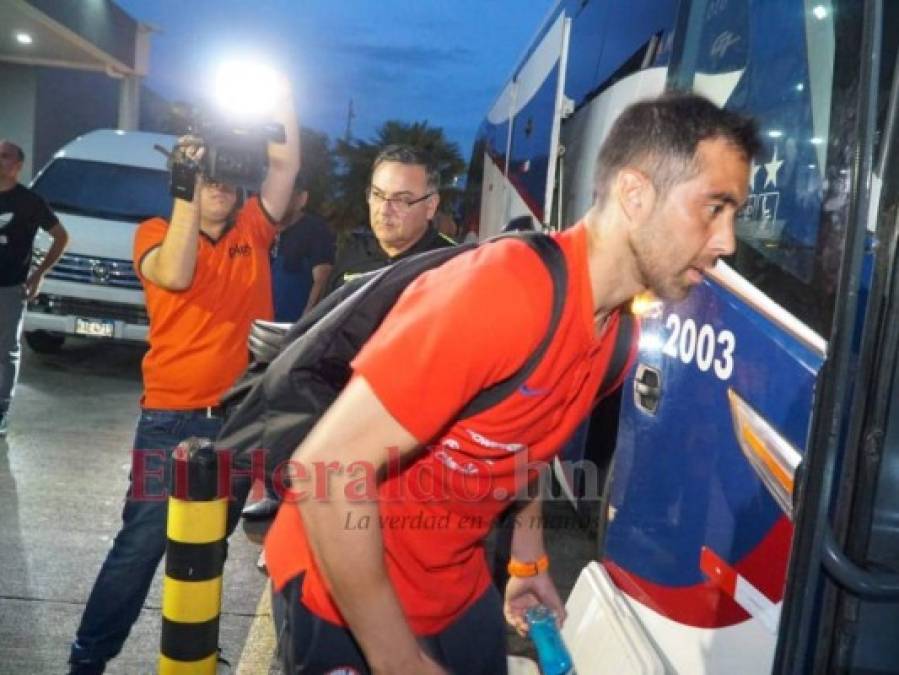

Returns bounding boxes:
[0,140,68,436]
[244,176,337,520]
[322,144,455,298]
[270,173,336,322]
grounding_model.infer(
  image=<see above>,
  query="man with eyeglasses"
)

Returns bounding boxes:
[322,144,456,297]
[68,75,300,674]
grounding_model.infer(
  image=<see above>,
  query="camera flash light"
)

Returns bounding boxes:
[214,60,280,119]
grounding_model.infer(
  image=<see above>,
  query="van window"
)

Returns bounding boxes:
[32,158,172,223]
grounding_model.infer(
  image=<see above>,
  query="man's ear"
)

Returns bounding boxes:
[298,190,309,210]
[426,192,440,220]
[615,168,655,225]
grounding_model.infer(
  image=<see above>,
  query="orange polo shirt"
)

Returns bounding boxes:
[133,197,275,409]
[265,221,636,634]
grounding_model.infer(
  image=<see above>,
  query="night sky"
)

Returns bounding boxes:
[115,0,554,158]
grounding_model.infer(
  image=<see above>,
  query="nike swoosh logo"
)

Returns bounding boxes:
[518,384,550,397]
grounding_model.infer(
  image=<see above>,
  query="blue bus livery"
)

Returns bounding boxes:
[466,1,899,672]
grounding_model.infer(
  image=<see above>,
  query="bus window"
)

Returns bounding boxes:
[673,0,850,338]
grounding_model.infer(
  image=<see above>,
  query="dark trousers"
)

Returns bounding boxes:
[272,575,508,674]
[0,284,25,415]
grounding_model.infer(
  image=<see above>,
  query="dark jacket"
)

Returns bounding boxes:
[322,225,456,298]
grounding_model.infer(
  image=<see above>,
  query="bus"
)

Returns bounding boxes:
[464,1,899,672]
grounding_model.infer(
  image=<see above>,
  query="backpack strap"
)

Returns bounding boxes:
[458,232,567,418]
[597,308,635,399]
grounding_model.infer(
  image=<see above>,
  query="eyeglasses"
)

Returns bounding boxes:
[203,178,236,192]
[365,186,434,211]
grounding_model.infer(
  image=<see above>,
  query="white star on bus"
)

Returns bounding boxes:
[749,160,761,189]
[764,147,784,188]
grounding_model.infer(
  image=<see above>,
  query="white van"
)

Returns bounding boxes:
[25,129,175,352]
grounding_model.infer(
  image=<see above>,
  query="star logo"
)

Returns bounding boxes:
[749,160,761,190]
[764,147,783,189]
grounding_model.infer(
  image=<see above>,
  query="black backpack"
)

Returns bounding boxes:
[215,232,633,477]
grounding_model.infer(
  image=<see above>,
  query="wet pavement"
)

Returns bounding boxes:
[0,337,597,674]
[0,339,266,674]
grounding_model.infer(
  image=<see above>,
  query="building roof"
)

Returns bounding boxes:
[0,0,147,76]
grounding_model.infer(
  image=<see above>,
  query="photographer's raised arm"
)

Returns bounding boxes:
[140,154,203,291]
[260,75,300,223]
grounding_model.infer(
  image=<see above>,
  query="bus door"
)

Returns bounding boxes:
[600,1,865,672]
[775,2,899,672]
[479,10,571,238]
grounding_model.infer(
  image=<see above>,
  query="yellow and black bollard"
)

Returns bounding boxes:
[159,437,227,674]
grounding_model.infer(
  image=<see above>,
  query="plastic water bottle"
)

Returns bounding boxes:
[525,605,575,675]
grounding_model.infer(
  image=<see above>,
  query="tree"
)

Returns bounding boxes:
[299,127,335,214]
[328,120,466,234]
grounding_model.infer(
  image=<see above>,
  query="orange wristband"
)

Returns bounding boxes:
[507,554,550,578]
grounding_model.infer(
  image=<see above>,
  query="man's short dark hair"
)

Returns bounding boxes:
[371,144,440,192]
[0,140,25,163]
[594,92,761,208]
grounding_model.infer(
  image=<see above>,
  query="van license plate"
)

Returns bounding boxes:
[75,318,114,338]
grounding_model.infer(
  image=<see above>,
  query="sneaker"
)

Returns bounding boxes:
[216,647,232,673]
[68,640,106,674]
[67,659,105,675]
[241,495,280,520]
[0,413,7,437]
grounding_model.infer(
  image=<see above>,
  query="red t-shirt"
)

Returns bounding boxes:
[133,197,275,409]
[265,221,635,634]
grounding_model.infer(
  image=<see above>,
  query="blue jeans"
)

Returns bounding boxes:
[69,409,251,669]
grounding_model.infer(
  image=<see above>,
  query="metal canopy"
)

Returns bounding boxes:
[0,0,145,76]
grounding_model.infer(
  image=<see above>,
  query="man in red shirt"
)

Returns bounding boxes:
[265,93,760,674]
[68,75,299,674]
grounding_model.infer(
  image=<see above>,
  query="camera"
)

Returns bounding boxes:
[166,105,286,201]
